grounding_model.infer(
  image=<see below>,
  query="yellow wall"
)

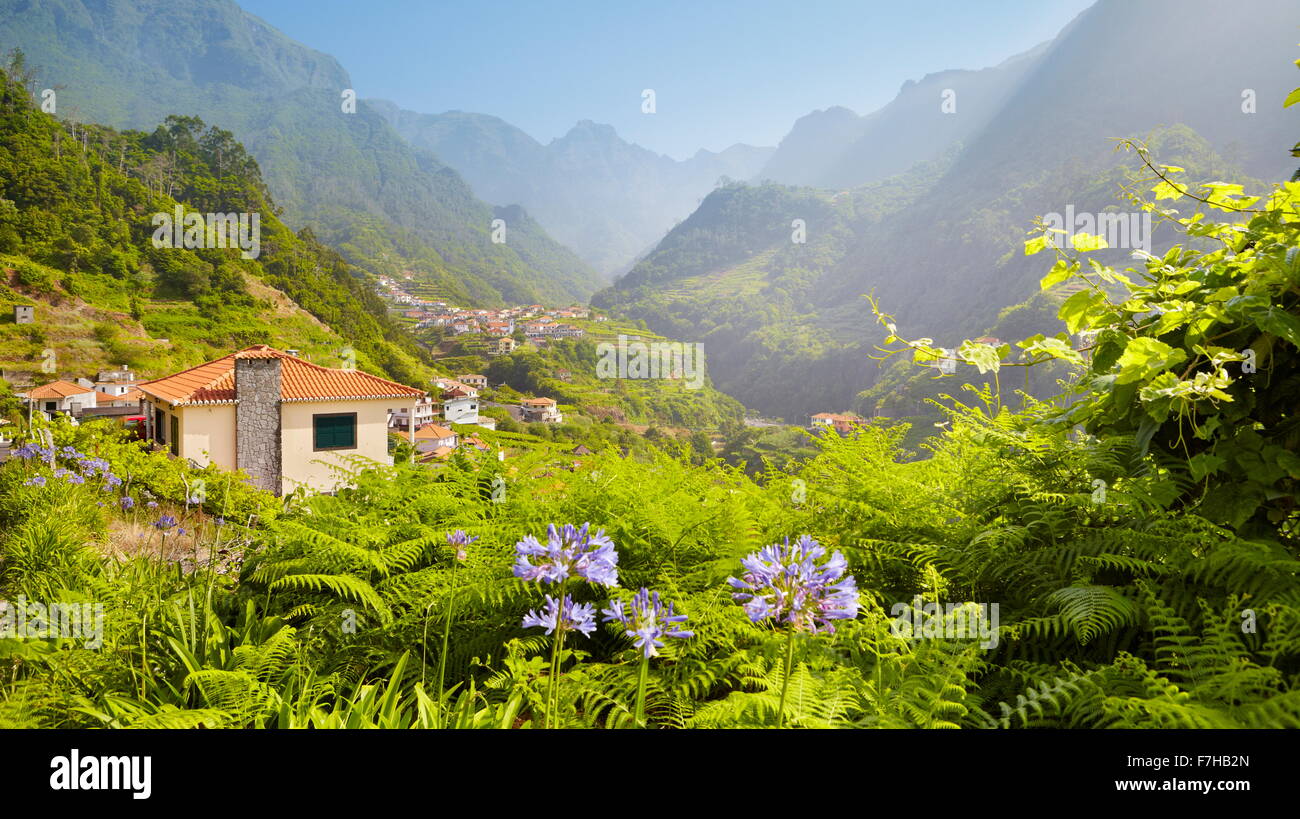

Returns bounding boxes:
[142,396,397,495]
[280,399,394,495]
[180,405,236,469]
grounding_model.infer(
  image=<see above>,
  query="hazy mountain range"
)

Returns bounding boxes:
[372,102,773,275]
[596,0,1300,419]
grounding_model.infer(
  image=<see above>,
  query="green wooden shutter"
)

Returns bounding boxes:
[313,414,356,449]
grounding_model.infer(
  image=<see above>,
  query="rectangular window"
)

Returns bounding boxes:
[313,412,357,451]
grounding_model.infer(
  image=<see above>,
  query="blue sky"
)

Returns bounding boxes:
[240,0,1095,159]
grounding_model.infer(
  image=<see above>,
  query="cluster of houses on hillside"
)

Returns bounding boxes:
[373,277,601,351]
[3,346,569,495]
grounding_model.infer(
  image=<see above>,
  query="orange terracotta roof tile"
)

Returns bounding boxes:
[26,380,94,399]
[413,424,456,440]
[138,345,427,406]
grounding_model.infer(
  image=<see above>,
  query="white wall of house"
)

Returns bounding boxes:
[35,392,97,415]
[442,396,479,424]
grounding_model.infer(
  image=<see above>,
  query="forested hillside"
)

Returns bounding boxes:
[0,62,430,384]
[0,0,604,305]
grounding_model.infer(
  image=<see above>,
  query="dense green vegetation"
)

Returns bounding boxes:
[597,127,1263,425]
[3,152,1297,728]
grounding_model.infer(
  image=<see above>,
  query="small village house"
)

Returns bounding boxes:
[521,397,563,424]
[388,397,437,431]
[458,374,488,391]
[20,380,98,416]
[413,423,457,449]
[137,345,427,495]
[439,386,480,425]
[13,304,34,324]
[810,412,865,436]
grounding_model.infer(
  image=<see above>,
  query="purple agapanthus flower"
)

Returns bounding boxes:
[522,594,597,637]
[77,457,111,475]
[13,443,53,460]
[146,500,159,509]
[120,496,135,510]
[153,514,178,531]
[447,529,478,560]
[513,523,619,587]
[603,587,693,658]
[214,517,226,528]
[727,535,860,634]
[23,475,46,487]
[63,473,85,485]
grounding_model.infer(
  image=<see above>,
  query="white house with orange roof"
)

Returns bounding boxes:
[19,380,98,416]
[520,397,563,424]
[136,345,427,495]
[810,412,865,436]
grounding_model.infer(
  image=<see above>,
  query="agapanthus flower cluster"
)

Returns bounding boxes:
[13,443,53,460]
[120,496,135,510]
[76,457,111,476]
[153,514,178,531]
[513,523,619,587]
[447,529,478,560]
[521,594,597,637]
[603,587,693,658]
[727,535,860,634]
[23,476,46,487]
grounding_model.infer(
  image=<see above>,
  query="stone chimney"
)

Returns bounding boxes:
[236,355,283,495]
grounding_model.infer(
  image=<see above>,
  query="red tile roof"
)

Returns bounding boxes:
[26,380,94,399]
[138,345,427,406]
[413,423,456,440]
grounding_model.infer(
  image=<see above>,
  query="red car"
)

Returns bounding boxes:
[122,415,147,441]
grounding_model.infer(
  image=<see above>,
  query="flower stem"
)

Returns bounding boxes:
[436,560,457,701]
[634,653,649,728]
[777,629,796,728]
[548,624,566,729]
